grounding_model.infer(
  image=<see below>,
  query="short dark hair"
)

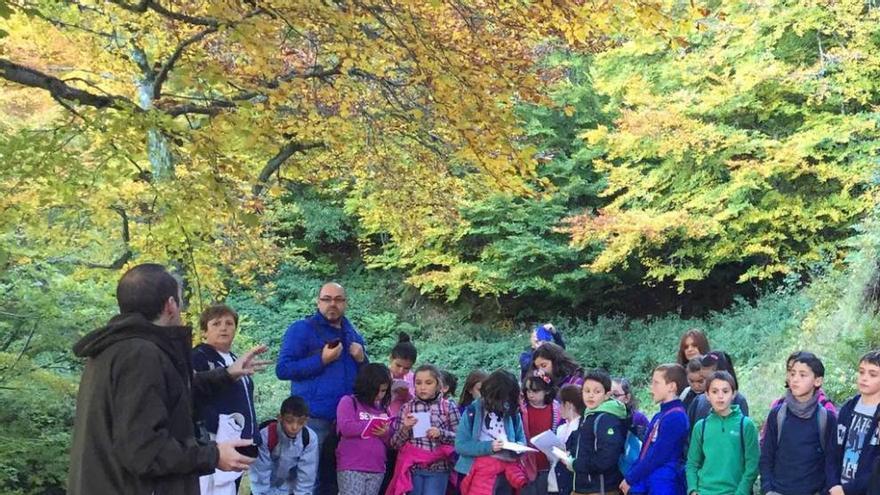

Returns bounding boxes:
[354,363,393,409]
[707,370,737,392]
[116,263,180,321]
[791,352,825,378]
[481,369,520,417]
[861,350,880,368]
[441,370,458,397]
[583,369,612,392]
[655,363,688,395]
[280,395,309,417]
[558,384,585,415]
[523,373,556,405]
[199,304,239,331]
[391,332,418,363]
[700,351,739,390]
[686,357,703,373]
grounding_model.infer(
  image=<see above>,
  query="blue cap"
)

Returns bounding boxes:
[535,325,554,343]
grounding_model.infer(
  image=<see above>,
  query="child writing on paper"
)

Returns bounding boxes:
[336,363,394,495]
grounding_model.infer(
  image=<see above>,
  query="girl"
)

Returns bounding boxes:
[687,351,750,426]
[389,364,460,495]
[530,343,584,388]
[686,371,759,495]
[459,369,489,414]
[611,377,649,439]
[676,329,710,366]
[520,372,561,495]
[389,332,418,417]
[336,363,393,495]
[550,384,584,495]
[456,369,529,495]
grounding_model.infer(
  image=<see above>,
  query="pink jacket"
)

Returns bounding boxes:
[460,456,528,495]
[385,443,455,495]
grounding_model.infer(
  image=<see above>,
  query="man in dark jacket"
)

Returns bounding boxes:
[67,263,267,495]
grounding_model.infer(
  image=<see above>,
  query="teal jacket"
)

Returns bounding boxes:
[686,404,759,495]
[454,399,526,475]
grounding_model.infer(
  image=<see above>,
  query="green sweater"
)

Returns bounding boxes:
[686,404,759,495]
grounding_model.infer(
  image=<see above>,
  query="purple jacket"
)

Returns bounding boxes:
[336,395,391,473]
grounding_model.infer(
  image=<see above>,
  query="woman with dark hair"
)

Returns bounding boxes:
[337,363,394,495]
[677,329,711,366]
[530,342,584,387]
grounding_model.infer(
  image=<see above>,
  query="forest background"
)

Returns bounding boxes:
[3,0,880,493]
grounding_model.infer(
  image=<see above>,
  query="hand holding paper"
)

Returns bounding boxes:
[412,411,431,438]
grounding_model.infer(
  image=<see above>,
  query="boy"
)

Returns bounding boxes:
[250,396,319,495]
[679,358,705,410]
[620,364,690,495]
[571,369,627,495]
[829,350,880,495]
[760,352,836,495]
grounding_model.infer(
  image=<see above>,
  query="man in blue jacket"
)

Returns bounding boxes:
[276,282,368,495]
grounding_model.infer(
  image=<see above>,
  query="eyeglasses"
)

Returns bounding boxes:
[611,392,626,398]
[318,296,347,304]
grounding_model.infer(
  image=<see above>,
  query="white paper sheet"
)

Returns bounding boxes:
[412,411,431,438]
[501,441,538,454]
[530,430,565,458]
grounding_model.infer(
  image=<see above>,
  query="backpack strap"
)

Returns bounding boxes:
[817,406,828,452]
[739,416,745,456]
[259,419,280,458]
[302,425,310,449]
[775,405,786,447]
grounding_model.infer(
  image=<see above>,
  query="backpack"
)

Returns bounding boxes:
[775,404,828,451]
[260,419,310,459]
[592,414,642,474]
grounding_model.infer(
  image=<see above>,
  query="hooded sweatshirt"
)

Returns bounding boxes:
[572,399,628,494]
[67,313,231,495]
[686,404,759,495]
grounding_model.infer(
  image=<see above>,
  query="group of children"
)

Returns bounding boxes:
[249,326,880,495]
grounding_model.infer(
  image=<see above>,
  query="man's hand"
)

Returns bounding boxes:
[217,438,258,472]
[228,345,272,380]
[321,342,343,364]
[349,342,366,363]
[619,480,630,495]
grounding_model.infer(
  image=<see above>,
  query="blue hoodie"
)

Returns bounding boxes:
[625,399,689,495]
[275,312,368,420]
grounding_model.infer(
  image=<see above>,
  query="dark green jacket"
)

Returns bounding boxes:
[68,313,232,495]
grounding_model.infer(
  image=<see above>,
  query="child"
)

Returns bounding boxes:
[678,357,705,410]
[760,352,836,495]
[620,364,690,495]
[336,363,394,495]
[459,369,489,414]
[388,364,461,495]
[520,323,566,379]
[676,329,710,366]
[442,370,459,402]
[767,350,837,414]
[551,384,584,495]
[687,351,749,427]
[250,396,319,495]
[828,350,880,495]
[455,369,529,495]
[530,342,584,388]
[389,332,418,417]
[612,377,649,439]
[686,371,759,495]
[569,369,627,495]
[521,372,562,495]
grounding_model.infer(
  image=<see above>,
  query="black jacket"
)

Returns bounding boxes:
[572,410,627,494]
[67,313,233,495]
[192,343,259,444]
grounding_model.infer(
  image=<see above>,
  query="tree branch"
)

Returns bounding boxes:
[108,0,219,27]
[0,58,130,109]
[153,25,218,98]
[253,140,324,196]
[82,206,132,270]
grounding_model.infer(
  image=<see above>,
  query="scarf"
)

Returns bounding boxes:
[783,389,819,419]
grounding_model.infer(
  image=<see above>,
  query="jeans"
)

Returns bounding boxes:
[309,418,338,495]
[411,470,449,495]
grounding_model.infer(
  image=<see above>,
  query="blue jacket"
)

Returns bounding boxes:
[191,343,259,444]
[830,395,880,495]
[573,401,628,494]
[760,401,837,495]
[454,399,526,475]
[626,399,689,495]
[275,312,367,420]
